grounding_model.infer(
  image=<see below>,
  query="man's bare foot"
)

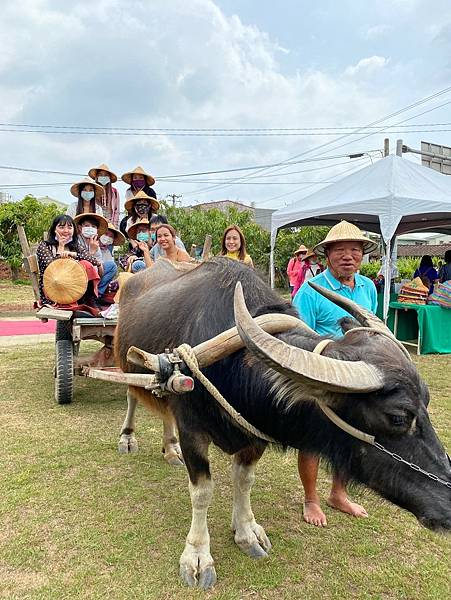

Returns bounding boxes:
[303,500,327,527]
[326,495,368,517]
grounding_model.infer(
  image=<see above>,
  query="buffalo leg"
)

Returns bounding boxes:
[231,445,271,558]
[161,412,184,466]
[179,433,216,589]
[118,388,139,454]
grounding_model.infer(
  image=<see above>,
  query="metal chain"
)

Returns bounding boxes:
[373,441,451,489]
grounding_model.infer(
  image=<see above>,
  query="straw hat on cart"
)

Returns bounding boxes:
[124,189,160,213]
[70,177,104,200]
[43,258,88,304]
[88,163,118,183]
[121,165,156,187]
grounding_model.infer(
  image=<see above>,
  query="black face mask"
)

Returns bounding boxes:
[135,203,149,216]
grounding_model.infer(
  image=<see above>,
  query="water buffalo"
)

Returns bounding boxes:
[115,257,450,589]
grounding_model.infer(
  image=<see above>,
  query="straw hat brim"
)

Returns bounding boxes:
[303,249,317,260]
[107,224,126,246]
[73,212,109,236]
[43,258,88,304]
[88,164,118,183]
[314,237,378,258]
[124,196,160,213]
[127,219,150,241]
[70,178,105,199]
[121,166,156,186]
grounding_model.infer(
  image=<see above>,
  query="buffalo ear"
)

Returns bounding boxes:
[338,317,361,333]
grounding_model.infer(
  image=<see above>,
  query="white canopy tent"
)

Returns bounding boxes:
[270,154,451,318]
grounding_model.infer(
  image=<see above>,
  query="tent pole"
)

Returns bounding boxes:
[270,244,275,288]
[383,237,392,322]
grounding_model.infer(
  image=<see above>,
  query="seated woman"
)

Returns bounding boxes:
[413,255,439,294]
[119,218,153,273]
[66,178,105,218]
[149,214,186,260]
[121,165,157,203]
[155,224,191,263]
[220,224,254,267]
[74,213,118,301]
[36,214,102,308]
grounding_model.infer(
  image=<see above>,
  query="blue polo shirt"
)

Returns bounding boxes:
[292,268,377,337]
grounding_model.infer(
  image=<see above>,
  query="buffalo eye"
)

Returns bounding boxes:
[388,414,408,427]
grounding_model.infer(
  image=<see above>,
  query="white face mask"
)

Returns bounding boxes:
[81,190,95,201]
[82,226,97,238]
[100,234,114,245]
[97,176,110,186]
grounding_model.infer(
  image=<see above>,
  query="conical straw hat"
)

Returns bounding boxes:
[294,244,308,255]
[127,218,150,241]
[313,221,378,257]
[121,165,156,186]
[43,258,88,304]
[70,177,104,199]
[124,189,160,213]
[73,212,109,236]
[106,223,126,246]
[88,163,117,183]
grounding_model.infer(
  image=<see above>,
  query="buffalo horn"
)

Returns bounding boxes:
[234,282,384,393]
[127,313,310,372]
[307,281,411,360]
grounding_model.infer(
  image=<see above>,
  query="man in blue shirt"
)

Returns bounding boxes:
[292,221,378,527]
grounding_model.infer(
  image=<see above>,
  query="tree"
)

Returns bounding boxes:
[0,195,61,280]
[159,201,329,286]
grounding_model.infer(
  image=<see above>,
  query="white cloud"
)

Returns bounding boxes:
[363,24,392,40]
[0,1,446,208]
[345,56,390,77]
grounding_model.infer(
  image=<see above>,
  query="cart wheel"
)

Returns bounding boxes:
[55,340,74,404]
[55,320,72,342]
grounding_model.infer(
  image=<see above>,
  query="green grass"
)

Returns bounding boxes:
[0,281,35,312]
[0,342,450,599]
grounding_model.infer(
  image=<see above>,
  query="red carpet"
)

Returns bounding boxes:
[0,320,56,336]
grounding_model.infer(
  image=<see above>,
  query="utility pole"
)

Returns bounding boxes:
[166,193,182,207]
[396,139,403,157]
[384,138,389,157]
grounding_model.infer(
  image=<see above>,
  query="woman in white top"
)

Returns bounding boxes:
[66,177,104,219]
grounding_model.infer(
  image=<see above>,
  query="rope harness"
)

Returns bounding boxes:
[177,335,451,489]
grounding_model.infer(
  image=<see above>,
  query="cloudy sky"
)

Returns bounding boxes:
[1,0,451,209]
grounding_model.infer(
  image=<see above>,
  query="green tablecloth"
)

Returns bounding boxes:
[388,301,451,354]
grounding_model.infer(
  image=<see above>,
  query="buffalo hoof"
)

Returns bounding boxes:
[180,564,217,589]
[118,433,138,454]
[162,443,184,467]
[234,521,272,559]
[179,544,216,589]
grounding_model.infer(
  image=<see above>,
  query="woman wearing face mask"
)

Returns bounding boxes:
[88,163,120,227]
[155,224,191,264]
[291,249,324,297]
[99,223,125,264]
[121,166,157,202]
[74,213,118,302]
[36,214,102,308]
[119,219,153,272]
[220,225,254,267]
[122,190,160,252]
[66,178,104,218]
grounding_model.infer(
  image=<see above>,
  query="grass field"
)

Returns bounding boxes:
[0,281,35,314]
[0,341,450,599]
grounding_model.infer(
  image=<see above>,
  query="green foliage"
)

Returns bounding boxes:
[0,195,61,276]
[359,261,381,279]
[273,226,330,287]
[162,202,271,271]
[160,201,330,286]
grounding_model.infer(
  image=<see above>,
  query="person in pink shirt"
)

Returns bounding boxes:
[287,245,307,294]
[291,249,324,297]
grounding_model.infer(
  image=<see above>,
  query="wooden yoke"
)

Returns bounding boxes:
[17,225,40,303]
